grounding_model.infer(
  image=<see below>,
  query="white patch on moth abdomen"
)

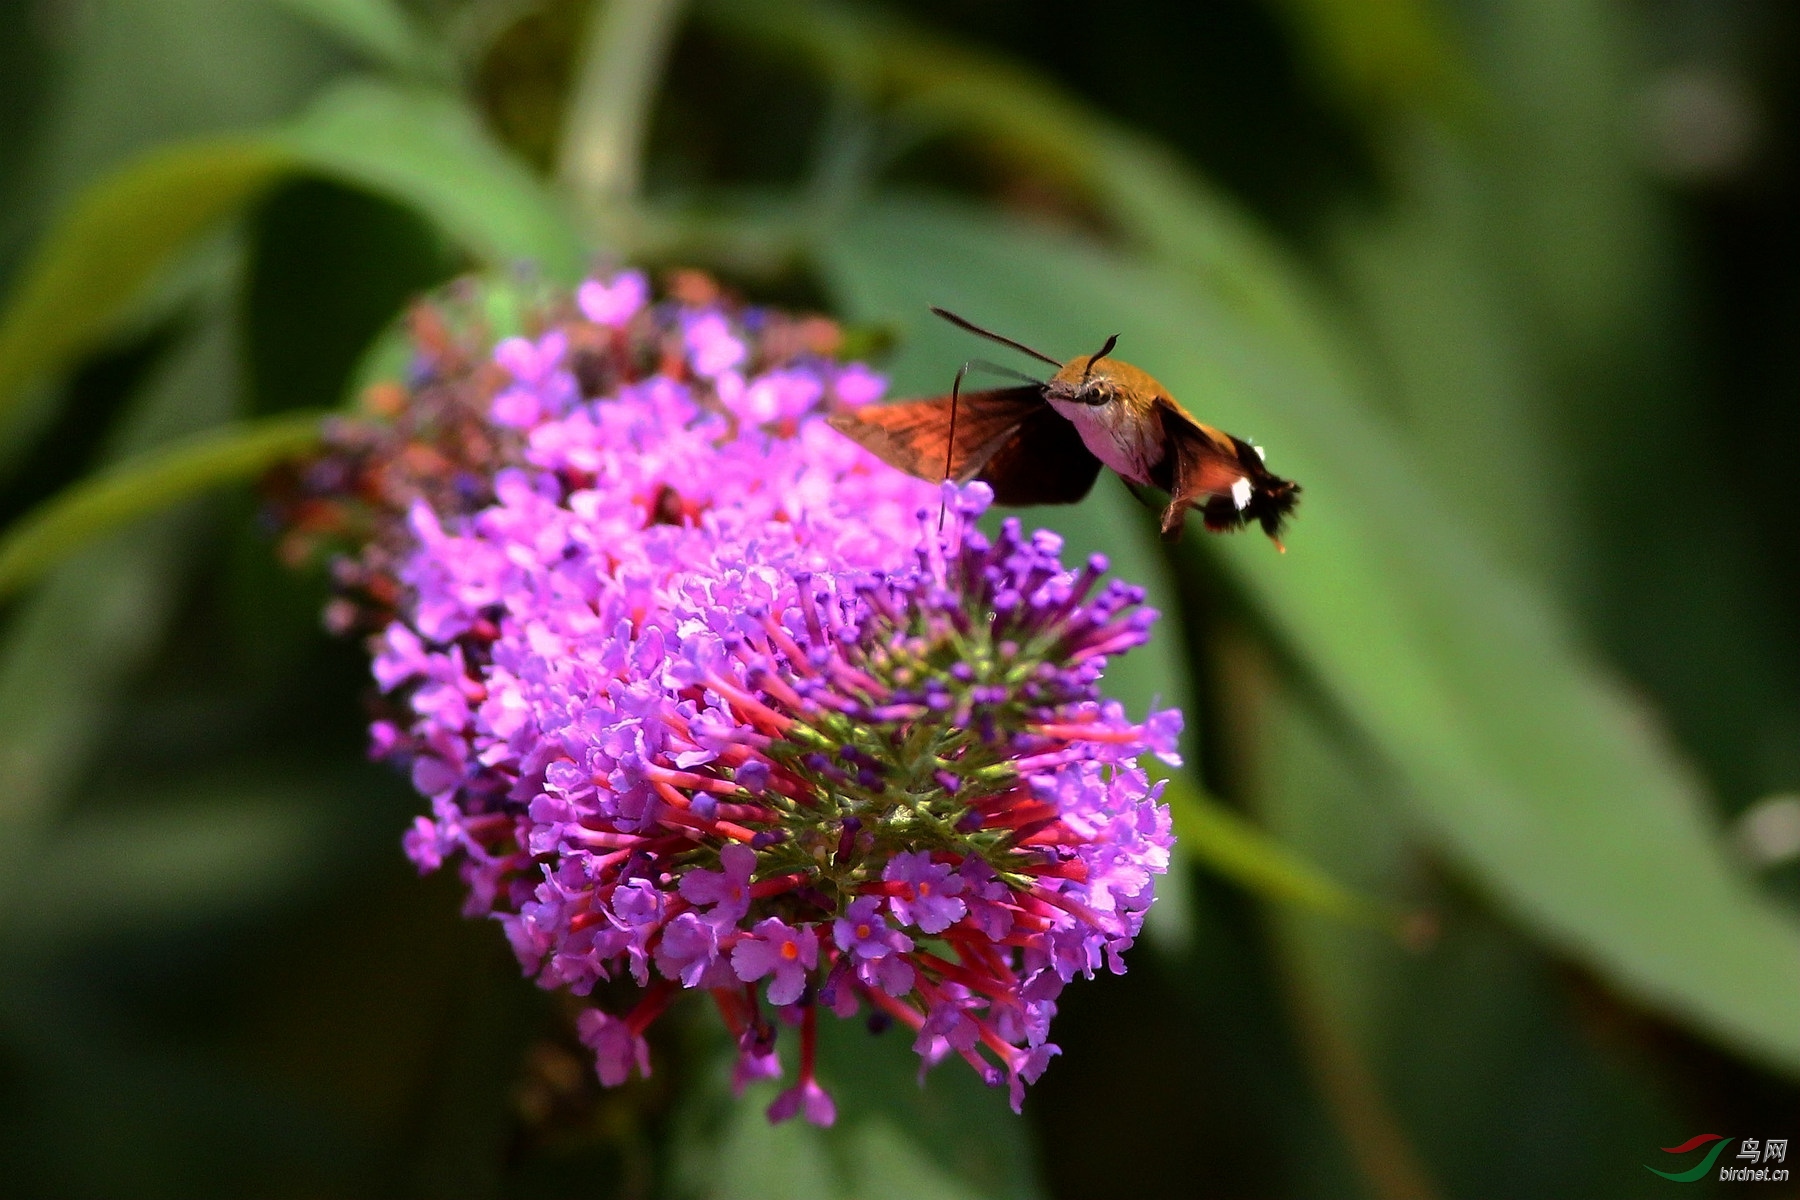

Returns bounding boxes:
[1230,476,1254,510]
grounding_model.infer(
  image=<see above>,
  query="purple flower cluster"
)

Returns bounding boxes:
[362,273,1177,1124]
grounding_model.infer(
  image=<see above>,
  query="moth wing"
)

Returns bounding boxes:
[1156,399,1253,538]
[827,386,1046,483]
[977,404,1103,505]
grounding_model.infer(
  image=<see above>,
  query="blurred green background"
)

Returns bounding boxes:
[1,0,1797,1196]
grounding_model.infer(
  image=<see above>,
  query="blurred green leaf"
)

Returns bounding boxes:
[1248,656,1684,1197]
[0,525,202,877]
[1457,1,1800,818]
[0,412,324,600]
[817,196,1800,1075]
[13,0,340,221]
[0,288,240,905]
[268,0,450,81]
[1327,127,1571,585]
[245,180,457,415]
[674,1083,839,1200]
[0,794,536,1196]
[0,140,288,431]
[9,785,333,942]
[697,0,1336,362]
[1466,0,1666,380]
[0,78,581,447]
[1263,0,1479,121]
[280,79,587,282]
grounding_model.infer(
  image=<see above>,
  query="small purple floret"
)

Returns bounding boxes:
[732,917,820,1006]
[883,852,967,935]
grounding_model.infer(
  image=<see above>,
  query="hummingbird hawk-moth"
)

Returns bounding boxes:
[827,308,1301,546]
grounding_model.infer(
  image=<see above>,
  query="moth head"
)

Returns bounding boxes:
[1046,342,1161,410]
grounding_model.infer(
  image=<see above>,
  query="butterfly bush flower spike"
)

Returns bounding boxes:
[275,273,1179,1127]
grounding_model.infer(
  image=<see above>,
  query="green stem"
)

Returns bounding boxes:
[556,0,688,213]
[1158,768,1411,937]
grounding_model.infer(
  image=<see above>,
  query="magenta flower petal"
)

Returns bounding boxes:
[732,917,818,1006]
[883,852,967,934]
[678,842,757,926]
[576,1008,651,1088]
[767,1077,836,1128]
[732,1028,782,1096]
[577,271,648,327]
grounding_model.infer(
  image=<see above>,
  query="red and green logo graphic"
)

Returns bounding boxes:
[1646,1134,1734,1182]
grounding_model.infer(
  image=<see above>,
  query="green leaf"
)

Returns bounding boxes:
[0,411,324,599]
[1466,0,1667,379]
[279,79,588,282]
[1249,663,1683,1198]
[695,0,1332,359]
[0,139,290,429]
[1456,3,1793,815]
[1327,127,1572,584]
[267,0,449,80]
[0,290,241,908]
[8,784,333,943]
[12,0,342,216]
[0,79,582,443]
[816,195,1800,1075]
[1235,670,1442,1200]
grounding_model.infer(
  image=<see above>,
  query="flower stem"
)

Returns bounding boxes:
[556,0,687,215]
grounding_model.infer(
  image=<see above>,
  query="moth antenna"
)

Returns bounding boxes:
[1082,333,1120,383]
[939,361,971,531]
[958,357,1045,387]
[931,307,1063,368]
